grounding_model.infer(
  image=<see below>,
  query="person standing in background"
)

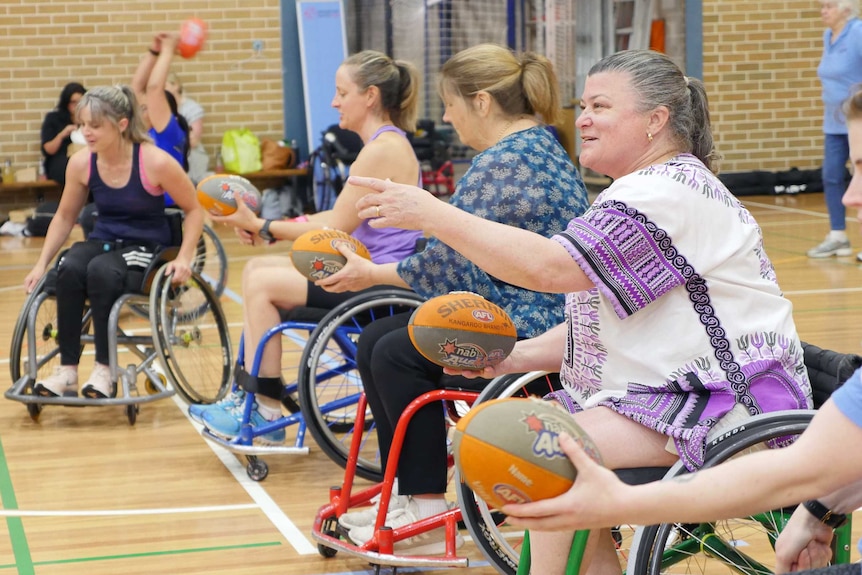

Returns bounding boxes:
[167,72,210,184]
[41,82,86,186]
[807,0,862,259]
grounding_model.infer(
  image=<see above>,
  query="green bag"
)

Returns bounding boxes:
[221,129,262,174]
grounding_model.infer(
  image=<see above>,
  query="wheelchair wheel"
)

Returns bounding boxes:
[150,267,232,404]
[297,288,425,482]
[193,224,228,298]
[455,371,564,575]
[10,285,91,387]
[627,409,816,575]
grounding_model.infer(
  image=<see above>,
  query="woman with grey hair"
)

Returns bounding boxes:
[23,85,204,400]
[350,49,813,574]
[806,0,862,258]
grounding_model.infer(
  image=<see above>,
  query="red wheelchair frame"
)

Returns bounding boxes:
[312,388,479,569]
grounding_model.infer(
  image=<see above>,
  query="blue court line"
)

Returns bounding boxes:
[0,437,34,575]
[304,563,490,575]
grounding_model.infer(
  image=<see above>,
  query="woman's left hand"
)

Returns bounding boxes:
[315,244,377,293]
[164,257,193,285]
[351,176,438,231]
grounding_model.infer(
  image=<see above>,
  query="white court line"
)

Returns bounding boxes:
[0,504,258,517]
[172,393,318,555]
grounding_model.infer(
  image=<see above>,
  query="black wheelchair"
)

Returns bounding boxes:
[6,213,233,425]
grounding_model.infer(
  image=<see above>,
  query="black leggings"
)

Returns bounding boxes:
[356,312,490,496]
[55,240,155,366]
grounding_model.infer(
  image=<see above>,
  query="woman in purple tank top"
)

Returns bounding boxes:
[196,50,424,440]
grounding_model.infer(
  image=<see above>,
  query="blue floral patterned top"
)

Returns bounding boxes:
[397,125,590,338]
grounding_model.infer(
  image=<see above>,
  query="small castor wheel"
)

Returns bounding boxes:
[246,457,269,481]
[145,373,167,395]
[126,404,139,425]
[317,542,338,558]
[27,402,42,422]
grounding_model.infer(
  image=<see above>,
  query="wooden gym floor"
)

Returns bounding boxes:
[0,191,860,574]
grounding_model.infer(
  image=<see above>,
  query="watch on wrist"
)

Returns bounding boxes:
[258,219,276,244]
[802,499,848,529]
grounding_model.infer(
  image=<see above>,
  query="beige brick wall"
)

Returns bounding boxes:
[702,0,825,173]
[0,0,285,209]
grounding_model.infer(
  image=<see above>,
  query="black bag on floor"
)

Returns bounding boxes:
[24,201,59,237]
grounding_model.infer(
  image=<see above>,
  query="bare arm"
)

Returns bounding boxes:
[501,400,862,532]
[24,150,90,292]
[141,144,204,283]
[144,34,178,133]
[350,176,592,294]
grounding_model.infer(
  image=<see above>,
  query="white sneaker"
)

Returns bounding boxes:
[347,496,464,555]
[82,363,116,399]
[338,485,409,531]
[34,365,78,397]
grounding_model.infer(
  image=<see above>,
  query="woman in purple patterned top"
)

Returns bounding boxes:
[351,49,811,574]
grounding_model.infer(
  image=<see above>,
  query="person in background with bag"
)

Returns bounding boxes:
[191,50,425,443]
[167,72,210,184]
[23,85,204,400]
[40,82,86,187]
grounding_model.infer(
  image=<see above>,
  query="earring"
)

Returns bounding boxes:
[647,132,654,143]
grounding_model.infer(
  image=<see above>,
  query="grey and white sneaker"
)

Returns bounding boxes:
[807,237,852,258]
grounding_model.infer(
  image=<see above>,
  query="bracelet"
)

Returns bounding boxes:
[802,499,848,529]
[148,48,160,56]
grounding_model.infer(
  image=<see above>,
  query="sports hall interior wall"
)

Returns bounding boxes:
[0,0,830,213]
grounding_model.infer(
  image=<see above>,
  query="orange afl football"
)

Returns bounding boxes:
[407,292,517,370]
[290,229,371,281]
[453,397,603,509]
[196,174,262,216]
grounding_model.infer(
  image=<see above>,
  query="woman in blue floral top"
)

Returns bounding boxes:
[318,44,589,553]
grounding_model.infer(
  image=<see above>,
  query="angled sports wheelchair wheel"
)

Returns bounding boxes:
[150,266,232,405]
[627,409,817,575]
[455,371,564,575]
[10,274,91,386]
[193,224,228,298]
[297,288,425,482]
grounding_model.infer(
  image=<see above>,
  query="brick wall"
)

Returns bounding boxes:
[702,0,825,173]
[0,0,285,210]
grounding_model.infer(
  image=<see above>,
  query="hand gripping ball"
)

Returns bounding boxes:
[196,174,262,216]
[453,397,604,509]
[290,229,371,281]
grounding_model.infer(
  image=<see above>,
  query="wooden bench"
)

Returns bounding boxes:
[0,180,63,211]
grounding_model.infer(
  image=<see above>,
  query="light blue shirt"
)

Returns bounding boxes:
[818,18,862,134]
[831,367,862,555]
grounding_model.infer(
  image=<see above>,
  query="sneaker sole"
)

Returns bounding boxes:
[33,386,78,398]
[808,250,853,258]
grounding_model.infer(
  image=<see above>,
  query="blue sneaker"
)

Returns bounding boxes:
[188,389,245,424]
[201,400,286,444]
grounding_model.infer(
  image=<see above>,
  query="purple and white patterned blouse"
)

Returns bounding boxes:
[550,154,812,470]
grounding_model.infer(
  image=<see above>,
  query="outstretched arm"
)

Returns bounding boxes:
[350,176,591,294]
[501,400,862,533]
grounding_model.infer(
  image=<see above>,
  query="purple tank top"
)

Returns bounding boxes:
[350,125,423,263]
